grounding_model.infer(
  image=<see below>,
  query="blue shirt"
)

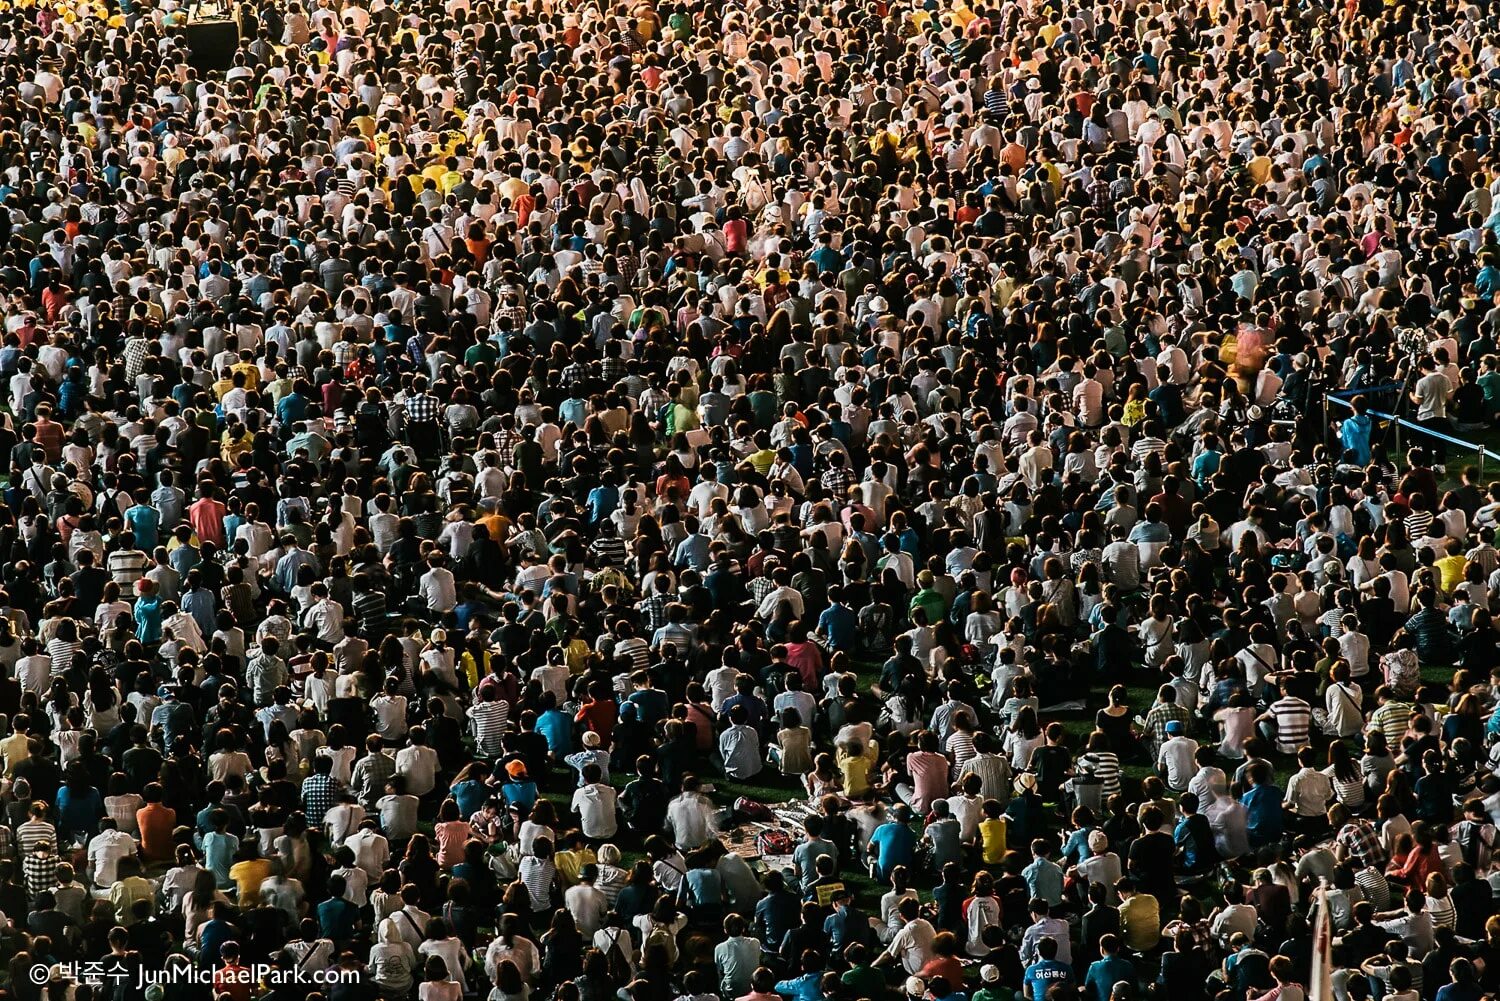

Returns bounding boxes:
[203,830,239,887]
[317,896,360,940]
[182,586,217,638]
[1023,960,1074,1001]
[56,786,103,841]
[1241,784,1284,847]
[450,779,489,818]
[1023,857,1065,906]
[134,594,163,642]
[817,603,858,651]
[1084,955,1134,1001]
[792,838,838,891]
[536,708,572,755]
[501,779,538,815]
[774,973,822,1001]
[123,503,161,549]
[868,820,916,880]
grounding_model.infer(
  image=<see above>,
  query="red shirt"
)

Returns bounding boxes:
[920,954,966,987]
[188,497,227,547]
[576,698,619,745]
[213,963,253,1001]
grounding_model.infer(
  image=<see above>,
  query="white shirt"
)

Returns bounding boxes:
[1156,736,1199,791]
[886,917,937,974]
[418,567,457,613]
[564,883,609,936]
[665,792,715,850]
[344,828,390,878]
[572,783,619,839]
[87,829,137,887]
[394,745,439,796]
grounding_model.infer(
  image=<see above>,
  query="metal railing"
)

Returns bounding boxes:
[1326,384,1500,474]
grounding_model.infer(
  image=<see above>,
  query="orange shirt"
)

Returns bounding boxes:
[136,803,177,862]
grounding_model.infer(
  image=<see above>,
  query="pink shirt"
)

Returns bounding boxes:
[783,641,824,691]
[434,820,471,868]
[906,751,950,813]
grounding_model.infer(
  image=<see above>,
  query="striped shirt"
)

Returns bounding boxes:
[1370,700,1415,748]
[1267,696,1311,753]
[519,856,556,909]
[945,731,977,774]
[1077,751,1122,798]
[1354,865,1391,911]
[45,639,81,678]
[352,590,388,636]
[16,819,57,855]
[589,534,627,566]
[469,700,510,758]
[1465,543,1498,577]
[106,549,150,587]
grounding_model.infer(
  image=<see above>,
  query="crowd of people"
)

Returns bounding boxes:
[1,0,1500,998]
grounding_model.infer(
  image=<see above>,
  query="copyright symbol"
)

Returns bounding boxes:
[28,965,49,985]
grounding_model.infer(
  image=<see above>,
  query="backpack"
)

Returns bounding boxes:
[1456,819,1494,869]
[734,798,775,822]
[600,927,632,983]
[644,921,677,965]
[755,829,794,857]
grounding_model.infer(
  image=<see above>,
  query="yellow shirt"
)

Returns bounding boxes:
[230,361,260,392]
[836,745,877,797]
[1247,155,1273,185]
[1119,893,1161,952]
[1435,554,1466,595]
[555,847,597,886]
[110,876,156,925]
[230,859,273,904]
[0,732,28,776]
[747,448,777,476]
[978,817,1008,864]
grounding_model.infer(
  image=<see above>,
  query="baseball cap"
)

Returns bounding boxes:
[582,730,601,748]
[906,977,927,997]
[1165,720,1184,734]
[981,965,1000,983]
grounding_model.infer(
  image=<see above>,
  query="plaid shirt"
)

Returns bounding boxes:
[637,592,672,633]
[639,387,671,417]
[404,393,441,424]
[748,576,778,605]
[599,356,627,385]
[1337,819,1388,870]
[301,774,344,826]
[351,749,397,809]
[1143,701,1190,746]
[821,466,856,496]
[23,850,58,903]
[493,428,522,467]
[124,338,151,381]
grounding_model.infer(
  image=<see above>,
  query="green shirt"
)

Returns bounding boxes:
[465,341,498,367]
[1478,370,1500,406]
[842,964,886,999]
